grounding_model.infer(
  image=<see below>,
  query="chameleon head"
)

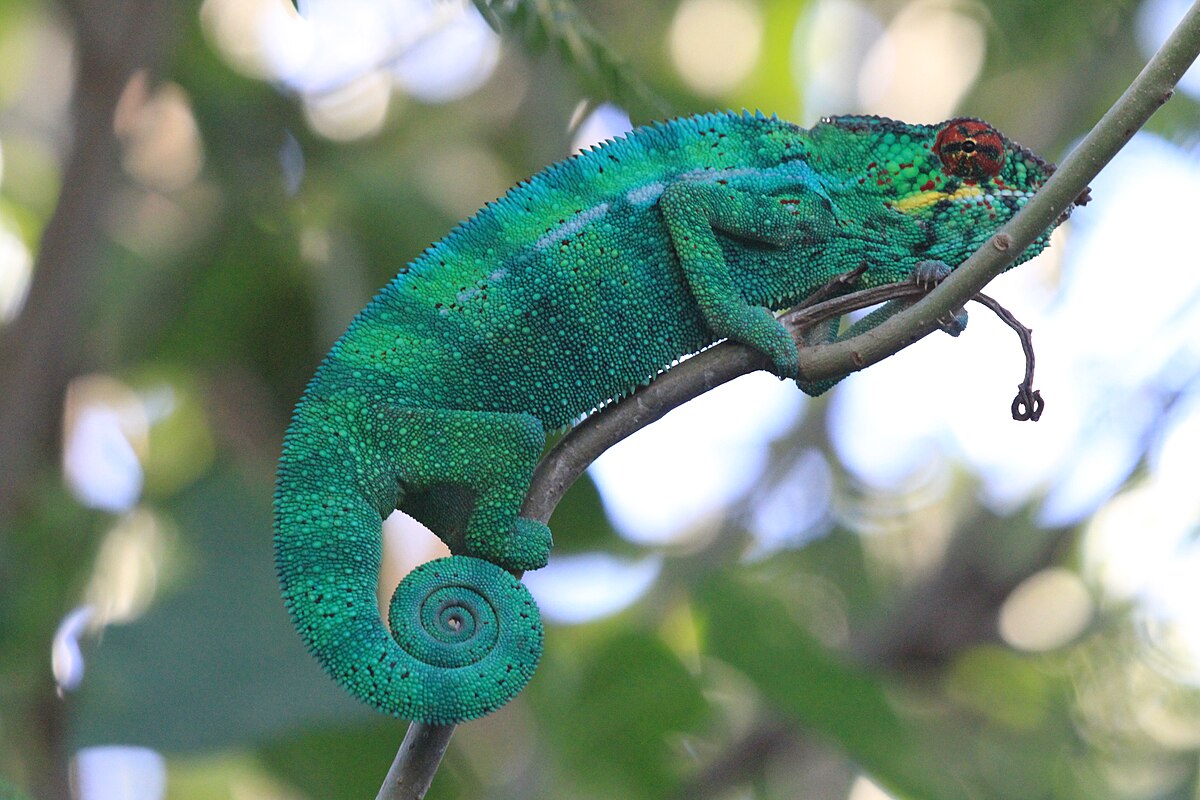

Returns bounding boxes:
[813,114,1083,270]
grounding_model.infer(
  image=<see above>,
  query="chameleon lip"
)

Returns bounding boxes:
[891,185,1037,214]
[891,185,984,212]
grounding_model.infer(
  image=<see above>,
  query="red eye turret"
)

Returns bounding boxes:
[933,119,1005,182]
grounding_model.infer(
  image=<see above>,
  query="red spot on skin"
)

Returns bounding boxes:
[921,180,936,191]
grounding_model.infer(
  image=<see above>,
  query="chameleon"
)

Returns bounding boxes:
[274,111,1075,726]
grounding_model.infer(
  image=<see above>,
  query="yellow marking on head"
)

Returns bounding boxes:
[892,185,984,213]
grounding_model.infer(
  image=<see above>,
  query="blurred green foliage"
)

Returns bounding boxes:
[1,0,1199,798]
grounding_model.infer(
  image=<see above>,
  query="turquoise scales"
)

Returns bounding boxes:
[274,111,1069,724]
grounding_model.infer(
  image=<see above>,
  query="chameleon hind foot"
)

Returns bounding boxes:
[912,260,968,336]
[466,516,553,573]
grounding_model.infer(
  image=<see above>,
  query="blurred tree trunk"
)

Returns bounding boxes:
[0,3,176,797]
[0,0,175,520]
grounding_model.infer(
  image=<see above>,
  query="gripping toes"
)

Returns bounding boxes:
[912,259,952,290]
[939,308,969,337]
[478,517,552,572]
[515,518,553,569]
[911,260,968,336]
[736,307,800,378]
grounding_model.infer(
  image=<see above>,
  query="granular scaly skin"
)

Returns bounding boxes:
[274,111,1072,724]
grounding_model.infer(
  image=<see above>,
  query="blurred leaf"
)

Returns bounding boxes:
[776,526,881,625]
[477,0,668,119]
[946,645,1052,730]
[133,367,217,499]
[695,558,1111,799]
[695,569,959,800]
[535,629,708,798]
[743,0,811,118]
[0,776,31,800]
[258,720,440,800]
[73,469,372,752]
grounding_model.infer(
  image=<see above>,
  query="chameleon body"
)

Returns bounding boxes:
[274,111,1066,725]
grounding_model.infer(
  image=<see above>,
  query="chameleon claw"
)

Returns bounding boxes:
[912,260,952,292]
[938,308,969,337]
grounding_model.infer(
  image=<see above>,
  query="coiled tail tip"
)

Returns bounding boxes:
[386,555,544,725]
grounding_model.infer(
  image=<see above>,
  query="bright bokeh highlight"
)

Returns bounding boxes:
[0,221,32,324]
[856,0,985,121]
[669,0,764,96]
[523,553,664,625]
[62,376,147,514]
[201,0,500,140]
[999,568,1094,652]
[73,746,166,800]
[590,371,801,545]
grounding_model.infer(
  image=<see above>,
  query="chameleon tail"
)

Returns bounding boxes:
[273,403,544,725]
[386,555,543,723]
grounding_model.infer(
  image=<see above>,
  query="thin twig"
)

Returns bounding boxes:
[972,292,1043,421]
[378,4,1200,795]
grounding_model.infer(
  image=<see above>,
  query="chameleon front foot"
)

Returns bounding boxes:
[386,555,544,725]
[739,306,801,379]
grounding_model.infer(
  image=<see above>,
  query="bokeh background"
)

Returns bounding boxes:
[2,0,1200,798]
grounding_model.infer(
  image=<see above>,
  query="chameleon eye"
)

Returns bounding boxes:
[933,119,1005,181]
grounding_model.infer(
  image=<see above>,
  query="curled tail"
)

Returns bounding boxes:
[273,399,544,725]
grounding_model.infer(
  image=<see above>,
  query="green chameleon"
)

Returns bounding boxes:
[275,111,1072,725]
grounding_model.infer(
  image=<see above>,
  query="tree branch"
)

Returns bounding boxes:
[375,280,920,800]
[795,0,1200,385]
[377,3,1200,796]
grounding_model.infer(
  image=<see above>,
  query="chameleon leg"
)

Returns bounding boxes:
[389,407,553,572]
[794,316,845,397]
[659,182,817,378]
[796,260,966,396]
[844,260,968,338]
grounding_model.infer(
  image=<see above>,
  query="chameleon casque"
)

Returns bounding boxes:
[274,111,1071,725]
